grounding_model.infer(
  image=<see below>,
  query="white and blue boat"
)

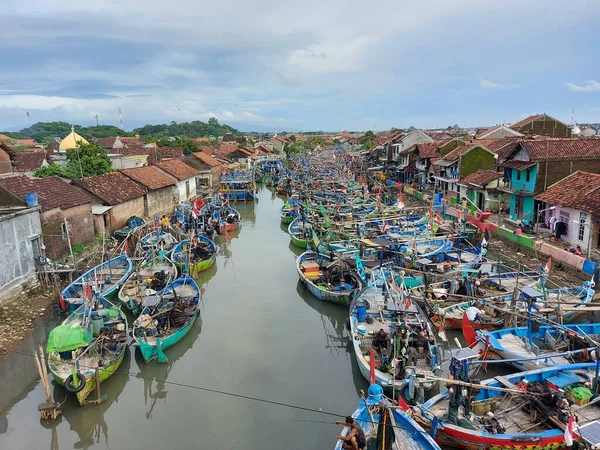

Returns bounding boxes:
[59,253,133,314]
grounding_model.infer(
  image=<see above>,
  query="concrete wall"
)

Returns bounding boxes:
[41,204,95,259]
[543,206,594,250]
[0,208,42,294]
[177,177,197,203]
[109,197,145,230]
[535,159,600,194]
[145,186,179,218]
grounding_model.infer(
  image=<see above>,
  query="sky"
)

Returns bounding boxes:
[1,0,600,132]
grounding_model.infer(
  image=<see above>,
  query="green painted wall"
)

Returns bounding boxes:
[459,147,496,178]
[496,226,535,248]
[439,140,464,157]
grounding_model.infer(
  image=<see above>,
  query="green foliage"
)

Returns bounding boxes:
[154,136,198,156]
[34,164,66,178]
[288,134,296,142]
[361,139,375,150]
[71,243,85,256]
[439,139,463,156]
[1,122,132,143]
[285,141,306,154]
[363,130,376,140]
[62,142,112,179]
[133,119,241,139]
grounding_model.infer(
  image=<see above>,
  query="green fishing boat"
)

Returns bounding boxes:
[288,217,312,249]
[133,275,200,363]
[46,295,128,406]
[170,235,216,277]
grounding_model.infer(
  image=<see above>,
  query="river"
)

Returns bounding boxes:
[0,187,373,450]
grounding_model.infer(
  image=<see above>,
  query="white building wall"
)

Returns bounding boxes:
[545,206,592,249]
[177,177,197,203]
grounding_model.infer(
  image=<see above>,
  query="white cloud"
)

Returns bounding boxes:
[480,79,521,90]
[566,80,600,92]
[287,37,373,73]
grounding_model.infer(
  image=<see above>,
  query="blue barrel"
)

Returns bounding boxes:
[356,300,368,322]
[25,193,38,207]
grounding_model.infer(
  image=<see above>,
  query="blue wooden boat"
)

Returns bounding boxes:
[139,230,178,253]
[470,320,600,371]
[296,251,363,306]
[349,266,440,392]
[133,275,200,363]
[219,171,255,201]
[413,363,600,450]
[59,253,133,314]
[170,235,217,277]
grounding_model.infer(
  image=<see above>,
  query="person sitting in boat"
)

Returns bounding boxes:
[372,329,389,354]
[335,416,367,450]
[226,213,237,224]
[150,270,169,291]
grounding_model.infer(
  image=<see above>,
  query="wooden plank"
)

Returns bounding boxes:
[494,376,516,389]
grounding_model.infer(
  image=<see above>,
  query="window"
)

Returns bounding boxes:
[516,170,520,181]
[185,180,190,198]
[559,211,570,237]
[526,169,530,182]
[61,221,71,241]
[578,212,587,242]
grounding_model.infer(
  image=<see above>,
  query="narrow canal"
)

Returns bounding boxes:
[1,187,369,450]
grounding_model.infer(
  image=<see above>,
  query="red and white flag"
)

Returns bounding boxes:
[564,414,575,446]
[405,296,413,310]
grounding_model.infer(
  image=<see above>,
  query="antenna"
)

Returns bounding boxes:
[119,108,124,130]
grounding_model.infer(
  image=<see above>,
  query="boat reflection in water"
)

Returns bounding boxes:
[45,350,131,450]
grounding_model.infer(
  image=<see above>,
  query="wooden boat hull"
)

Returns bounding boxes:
[296,252,361,307]
[290,233,308,249]
[177,255,216,277]
[280,214,294,224]
[171,236,217,276]
[52,351,126,406]
[138,312,197,363]
[431,314,502,331]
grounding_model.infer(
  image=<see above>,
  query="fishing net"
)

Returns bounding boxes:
[99,308,120,320]
[46,323,90,353]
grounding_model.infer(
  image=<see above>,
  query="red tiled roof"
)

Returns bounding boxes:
[521,138,600,160]
[460,171,503,188]
[154,159,199,181]
[72,172,147,205]
[417,143,440,159]
[510,114,545,129]
[0,134,13,141]
[14,138,37,146]
[95,137,118,149]
[0,175,90,212]
[255,145,272,154]
[222,133,237,142]
[120,136,143,146]
[501,160,536,170]
[12,151,47,172]
[192,152,222,168]
[535,171,600,215]
[120,166,176,190]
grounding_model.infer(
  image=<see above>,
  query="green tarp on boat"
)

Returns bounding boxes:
[46,323,90,354]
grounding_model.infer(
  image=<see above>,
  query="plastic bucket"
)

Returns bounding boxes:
[356,299,368,322]
[91,314,105,337]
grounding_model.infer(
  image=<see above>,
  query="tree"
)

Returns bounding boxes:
[363,130,376,140]
[288,134,296,142]
[208,117,219,126]
[34,164,65,178]
[63,142,112,179]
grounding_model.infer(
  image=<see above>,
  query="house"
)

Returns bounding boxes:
[107,148,149,170]
[14,138,39,147]
[188,152,224,187]
[0,187,43,296]
[0,134,13,142]
[270,137,287,153]
[535,171,600,256]
[432,143,497,197]
[12,151,49,174]
[498,138,600,222]
[0,176,94,259]
[457,171,507,212]
[390,130,434,164]
[579,126,597,137]
[475,126,523,139]
[509,114,571,138]
[221,133,237,143]
[400,142,440,186]
[154,160,199,203]
[72,172,147,235]
[120,166,179,218]
[94,137,125,150]
[119,136,144,147]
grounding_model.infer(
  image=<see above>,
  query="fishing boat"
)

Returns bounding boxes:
[139,230,178,253]
[288,217,313,249]
[117,252,178,314]
[335,381,440,449]
[468,320,600,371]
[296,251,363,306]
[170,235,216,277]
[280,201,296,224]
[133,275,201,363]
[349,267,440,392]
[219,171,255,201]
[46,294,128,406]
[412,363,600,450]
[200,201,241,234]
[59,253,133,314]
[112,216,144,240]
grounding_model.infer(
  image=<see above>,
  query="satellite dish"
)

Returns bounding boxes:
[573,125,581,135]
